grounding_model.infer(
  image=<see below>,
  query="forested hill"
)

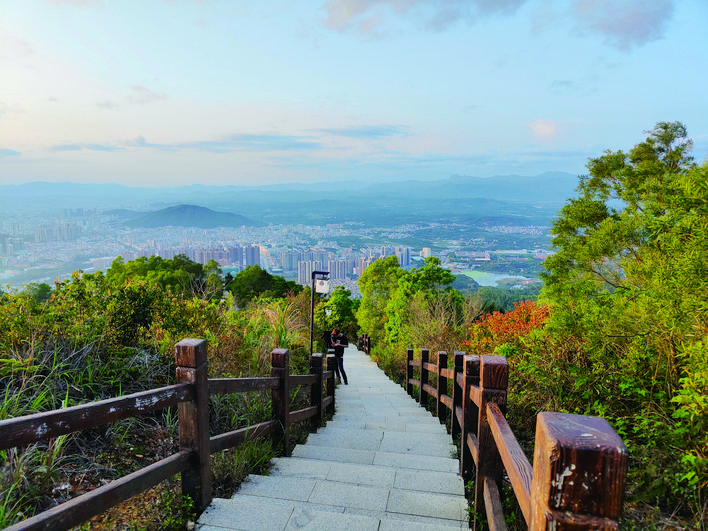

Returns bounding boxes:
[123,205,254,228]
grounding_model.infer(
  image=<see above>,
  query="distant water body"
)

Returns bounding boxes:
[462,271,529,287]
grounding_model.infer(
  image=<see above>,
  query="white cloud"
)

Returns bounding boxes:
[322,0,527,33]
[126,86,167,105]
[0,30,35,61]
[97,100,119,110]
[96,87,166,109]
[43,0,102,6]
[528,119,559,140]
[572,0,675,50]
[322,0,675,51]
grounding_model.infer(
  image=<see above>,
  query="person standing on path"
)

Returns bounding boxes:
[330,328,348,385]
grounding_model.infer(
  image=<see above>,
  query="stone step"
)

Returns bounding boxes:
[302,426,456,457]
[198,495,468,531]
[268,457,465,495]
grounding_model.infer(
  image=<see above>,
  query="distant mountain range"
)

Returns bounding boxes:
[1,172,580,226]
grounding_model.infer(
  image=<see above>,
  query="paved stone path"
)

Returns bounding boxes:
[197,345,469,530]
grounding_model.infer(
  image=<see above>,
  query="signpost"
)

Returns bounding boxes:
[310,270,329,356]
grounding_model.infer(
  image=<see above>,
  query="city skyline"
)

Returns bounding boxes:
[2,0,707,188]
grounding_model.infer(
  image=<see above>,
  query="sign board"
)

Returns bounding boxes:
[315,279,330,294]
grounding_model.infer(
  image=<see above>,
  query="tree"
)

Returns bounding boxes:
[356,256,403,345]
[538,122,707,518]
[227,265,301,308]
[384,257,459,346]
[202,259,224,300]
[401,256,456,294]
[24,283,52,303]
[106,254,201,296]
[104,254,230,300]
[543,121,694,300]
[314,286,358,347]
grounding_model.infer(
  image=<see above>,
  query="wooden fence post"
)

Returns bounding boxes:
[436,351,448,426]
[271,348,291,455]
[419,348,429,409]
[460,354,479,482]
[175,338,212,513]
[326,354,336,414]
[452,351,465,440]
[406,349,414,397]
[363,334,371,355]
[530,413,628,529]
[310,353,324,426]
[474,355,508,528]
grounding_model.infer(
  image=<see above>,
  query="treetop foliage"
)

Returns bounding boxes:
[226,264,302,308]
[543,121,697,297]
[106,253,223,299]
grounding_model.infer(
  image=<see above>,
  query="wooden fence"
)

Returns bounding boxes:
[358,333,372,355]
[0,339,336,531]
[406,348,629,530]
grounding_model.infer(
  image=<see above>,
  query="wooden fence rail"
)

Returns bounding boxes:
[0,338,336,531]
[406,348,629,530]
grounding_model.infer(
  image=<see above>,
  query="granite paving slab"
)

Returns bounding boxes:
[196,345,469,530]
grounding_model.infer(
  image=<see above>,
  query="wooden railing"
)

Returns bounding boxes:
[406,348,629,530]
[0,338,336,531]
[358,333,372,355]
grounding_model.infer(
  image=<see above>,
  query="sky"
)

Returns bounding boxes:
[1,0,707,187]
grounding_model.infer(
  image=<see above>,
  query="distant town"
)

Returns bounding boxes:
[0,206,551,296]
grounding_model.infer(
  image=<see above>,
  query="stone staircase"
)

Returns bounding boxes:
[197,346,469,530]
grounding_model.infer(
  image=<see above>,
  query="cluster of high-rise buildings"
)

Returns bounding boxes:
[33,223,81,243]
[0,234,23,257]
[280,245,414,285]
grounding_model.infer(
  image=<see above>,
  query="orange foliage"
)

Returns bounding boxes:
[460,300,550,354]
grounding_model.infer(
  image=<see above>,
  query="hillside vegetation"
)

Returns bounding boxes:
[0,256,314,529]
[357,122,707,529]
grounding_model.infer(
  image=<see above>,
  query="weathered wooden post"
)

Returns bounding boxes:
[175,338,212,512]
[436,351,448,426]
[530,413,628,529]
[326,353,336,414]
[460,354,479,482]
[362,334,371,355]
[452,351,465,440]
[474,355,508,528]
[419,348,429,409]
[271,348,291,455]
[406,348,414,397]
[310,353,324,426]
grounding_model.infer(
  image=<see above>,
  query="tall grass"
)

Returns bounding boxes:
[1,280,320,528]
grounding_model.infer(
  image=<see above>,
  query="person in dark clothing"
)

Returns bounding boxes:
[330,328,348,385]
[321,330,333,353]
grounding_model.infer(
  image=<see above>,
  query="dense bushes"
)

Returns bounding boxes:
[0,256,316,529]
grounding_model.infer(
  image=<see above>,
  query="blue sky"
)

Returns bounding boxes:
[1,0,706,187]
